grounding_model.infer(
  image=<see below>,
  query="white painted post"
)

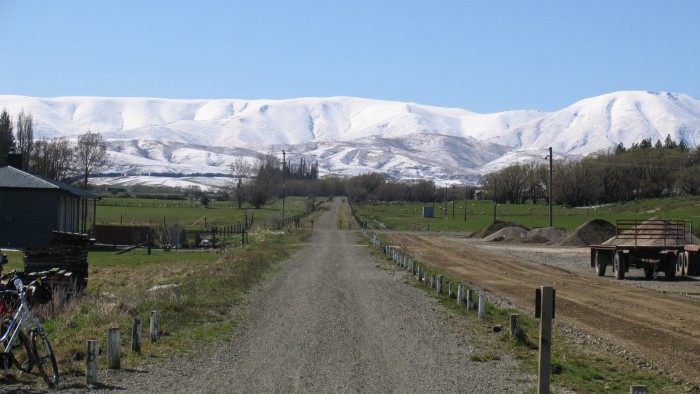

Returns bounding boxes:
[467,289,475,311]
[107,328,120,369]
[510,314,521,339]
[478,293,486,320]
[86,340,99,385]
[457,284,465,305]
[630,385,648,394]
[150,311,158,343]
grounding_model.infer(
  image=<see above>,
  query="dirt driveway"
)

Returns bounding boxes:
[387,232,700,387]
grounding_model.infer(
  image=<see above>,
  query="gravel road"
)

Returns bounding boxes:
[53,199,532,393]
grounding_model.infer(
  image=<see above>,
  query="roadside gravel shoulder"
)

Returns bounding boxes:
[51,199,536,393]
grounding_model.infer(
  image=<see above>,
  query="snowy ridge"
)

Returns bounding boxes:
[0,91,699,187]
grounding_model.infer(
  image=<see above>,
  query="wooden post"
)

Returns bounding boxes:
[478,293,486,320]
[86,340,99,385]
[150,311,158,343]
[436,275,443,294]
[538,286,554,394]
[457,284,465,305]
[131,317,142,353]
[467,289,475,311]
[510,314,521,339]
[107,328,120,369]
[448,283,454,298]
[630,385,648,394]
[430,275,435,288]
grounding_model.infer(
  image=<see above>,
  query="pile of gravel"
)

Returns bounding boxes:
[483,227,528,242]
[469,221,529,239]
[548,219,616,247]
[521,227,565,244]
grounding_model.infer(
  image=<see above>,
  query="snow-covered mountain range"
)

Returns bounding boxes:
[1,91,699,188]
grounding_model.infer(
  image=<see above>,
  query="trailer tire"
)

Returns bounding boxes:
[666,254,677,281]
[686,251,693,276]
[643,266,654,280]
[679,252,687,276]
[594,251,607,276]
[614,252,625,280]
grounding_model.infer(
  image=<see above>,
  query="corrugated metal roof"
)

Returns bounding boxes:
[0,166,101,199]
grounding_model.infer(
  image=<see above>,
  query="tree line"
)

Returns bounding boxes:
[1,107,110,189]
[483,135,699,207]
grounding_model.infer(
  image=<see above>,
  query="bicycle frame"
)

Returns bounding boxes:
[0,283,42,373]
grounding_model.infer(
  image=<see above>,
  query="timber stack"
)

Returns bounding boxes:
[24,231,92,292]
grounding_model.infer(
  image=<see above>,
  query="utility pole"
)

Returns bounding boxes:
[282,150,286,222]
[464,185,467,222]
[548,147,553,228]
[444,187,448,218]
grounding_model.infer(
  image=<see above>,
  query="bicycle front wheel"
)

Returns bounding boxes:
[9,329,33,373]
[30,329,59,386]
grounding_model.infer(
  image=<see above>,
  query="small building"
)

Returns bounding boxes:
[0,166,101,247]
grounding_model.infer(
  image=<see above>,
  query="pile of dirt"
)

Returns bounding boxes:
[521,227,565,244]
[469,221,529,239]
[483,227,528,242]
[548,219,616,247]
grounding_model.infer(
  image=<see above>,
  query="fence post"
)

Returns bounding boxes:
[478,293,486,320]
[630,385,648,394]
[510,314,521,339]
[150,311,158,343]
[537,286,555,394]
[132,317,142,353]
[467,289,475,311]
[86,340,99,385]
[107,328,120,369]
[457,284,465,305]
[448,283,454,298]
[436,275,443,294]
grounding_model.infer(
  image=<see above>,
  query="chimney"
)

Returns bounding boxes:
[6,152,23,170]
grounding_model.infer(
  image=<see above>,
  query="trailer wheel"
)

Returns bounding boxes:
[594,251,607,276]
[679,252,687,276]
[614,252,625,280]
[685,251,693,276]
[643,266,654,280]
[666,254,677,281]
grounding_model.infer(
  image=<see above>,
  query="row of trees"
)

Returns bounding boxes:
[483,135,700,207]
[1,108,110,189]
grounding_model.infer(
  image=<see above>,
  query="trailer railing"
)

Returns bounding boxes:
[615,220,691,248]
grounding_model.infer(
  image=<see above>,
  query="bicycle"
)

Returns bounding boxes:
[0,273,59,387]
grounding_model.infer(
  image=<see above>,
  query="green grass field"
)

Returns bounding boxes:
[352,196,700,233]
[96,196,313,229]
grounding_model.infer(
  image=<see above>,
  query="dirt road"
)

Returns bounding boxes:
[79,199,531,393]
[388,232,700,387]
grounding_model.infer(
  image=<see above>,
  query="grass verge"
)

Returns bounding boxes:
[1,225,311,388]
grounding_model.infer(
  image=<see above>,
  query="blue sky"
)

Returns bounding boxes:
[1,1,698,113]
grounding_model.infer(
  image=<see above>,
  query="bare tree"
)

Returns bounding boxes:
[29,137,74,181]
[16,109,33,170]
[75,131,110,189]
[229,157,251,209]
